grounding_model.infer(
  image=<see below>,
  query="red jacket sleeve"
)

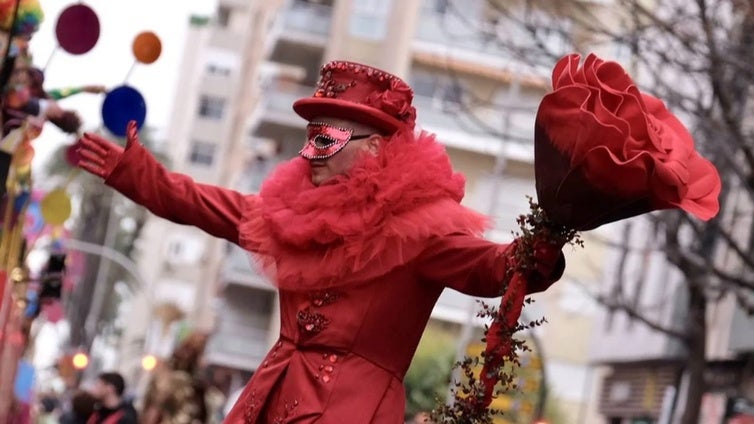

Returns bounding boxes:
[104,141,248,244]
[413,233,565,297]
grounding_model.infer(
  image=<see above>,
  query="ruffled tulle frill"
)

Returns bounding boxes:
[238,130,488,291]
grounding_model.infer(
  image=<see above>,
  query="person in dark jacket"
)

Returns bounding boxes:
[59,390,97,424]
[87,373,138,424]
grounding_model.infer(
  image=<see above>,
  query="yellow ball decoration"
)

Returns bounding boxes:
[40,188,72,225]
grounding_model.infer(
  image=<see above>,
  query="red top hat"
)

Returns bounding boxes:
[293,61,417,134]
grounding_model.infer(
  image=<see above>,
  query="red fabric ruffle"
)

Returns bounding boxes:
[239,130,488,291]
[537,53,721,222]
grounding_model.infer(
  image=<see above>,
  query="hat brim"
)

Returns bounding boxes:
[293,98,404,134]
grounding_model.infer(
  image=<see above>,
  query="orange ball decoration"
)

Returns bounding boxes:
[132,31,162,64]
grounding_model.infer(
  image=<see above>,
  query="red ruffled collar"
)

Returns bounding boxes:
[239,130,488,291]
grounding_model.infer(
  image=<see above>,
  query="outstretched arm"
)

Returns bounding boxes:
[414,233,565,297]
[77,121,247,244]
[48,85,107,100]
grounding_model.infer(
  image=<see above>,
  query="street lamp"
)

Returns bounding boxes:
[141,354,157,372]
[72,352,89,370]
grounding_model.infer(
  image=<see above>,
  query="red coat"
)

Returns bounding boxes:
[105,132,563,423]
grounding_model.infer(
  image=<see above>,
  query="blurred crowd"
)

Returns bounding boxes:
[23,333,233,424]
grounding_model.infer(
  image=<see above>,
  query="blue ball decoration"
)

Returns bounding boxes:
[101,85,146,137]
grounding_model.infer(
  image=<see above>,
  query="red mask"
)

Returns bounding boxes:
[299,122,372,159]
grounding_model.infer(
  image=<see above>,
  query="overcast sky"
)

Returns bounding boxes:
[31,0,218,172]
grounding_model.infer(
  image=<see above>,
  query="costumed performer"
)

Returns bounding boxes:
[75,61,566,423]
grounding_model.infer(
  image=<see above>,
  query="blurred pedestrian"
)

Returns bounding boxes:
[59,390,97,424]
[88,372,138,424]
[34,395,59,424]
[141,333,209,424]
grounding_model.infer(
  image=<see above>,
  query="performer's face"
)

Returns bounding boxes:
[303,117,380,186]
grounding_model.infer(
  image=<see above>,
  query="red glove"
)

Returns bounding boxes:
[533,236,565,275]
[527,235,566,293]
[77,120,138,179]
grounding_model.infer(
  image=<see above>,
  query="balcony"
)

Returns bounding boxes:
[414,95,535,158]
[223,245,272,289]
[413,10,512,67]
[279,0,333,45]
[205,285,276,371]
[728,304,754,352]
[210,27,244,52]
[218,0,250,8]
[205,329,270,371]
[413,7,573,76]
[256,80,312,128]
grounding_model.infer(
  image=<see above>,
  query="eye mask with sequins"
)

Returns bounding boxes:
[299,122,372,159]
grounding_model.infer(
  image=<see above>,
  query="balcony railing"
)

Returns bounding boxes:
[210,27,243,52]
[413,95,535,145]
[414,9,510,58]
[205,286,275,369]
[210,328,269,357]
[413,6,573,74]
[265,81,312,115]
[251,79,312,128]
[205,327,270,370]
[281,0,333,37]
[223,245,271,288]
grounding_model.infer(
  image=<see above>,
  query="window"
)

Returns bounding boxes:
[216,5,231,28]
[409,72,437,98]
[518,9,573,55]
[206,63,231,76]
[349,0,392,40]
[434,0,449,14]
[245,139,281,191]
[205,49,239,77]
[166,235,205,265]
[409,71,463,104]
[189,141,217,166]
[420,0,448,14]
[440,81,463,109]
[198,95,226,119]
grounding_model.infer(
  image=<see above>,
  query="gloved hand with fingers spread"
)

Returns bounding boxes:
[77,120,139,179]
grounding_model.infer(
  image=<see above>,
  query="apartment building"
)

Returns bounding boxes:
[126,0,621,421]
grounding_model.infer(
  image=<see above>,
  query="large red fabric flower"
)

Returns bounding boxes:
[535,53,721,230]
[457,53,723,421]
